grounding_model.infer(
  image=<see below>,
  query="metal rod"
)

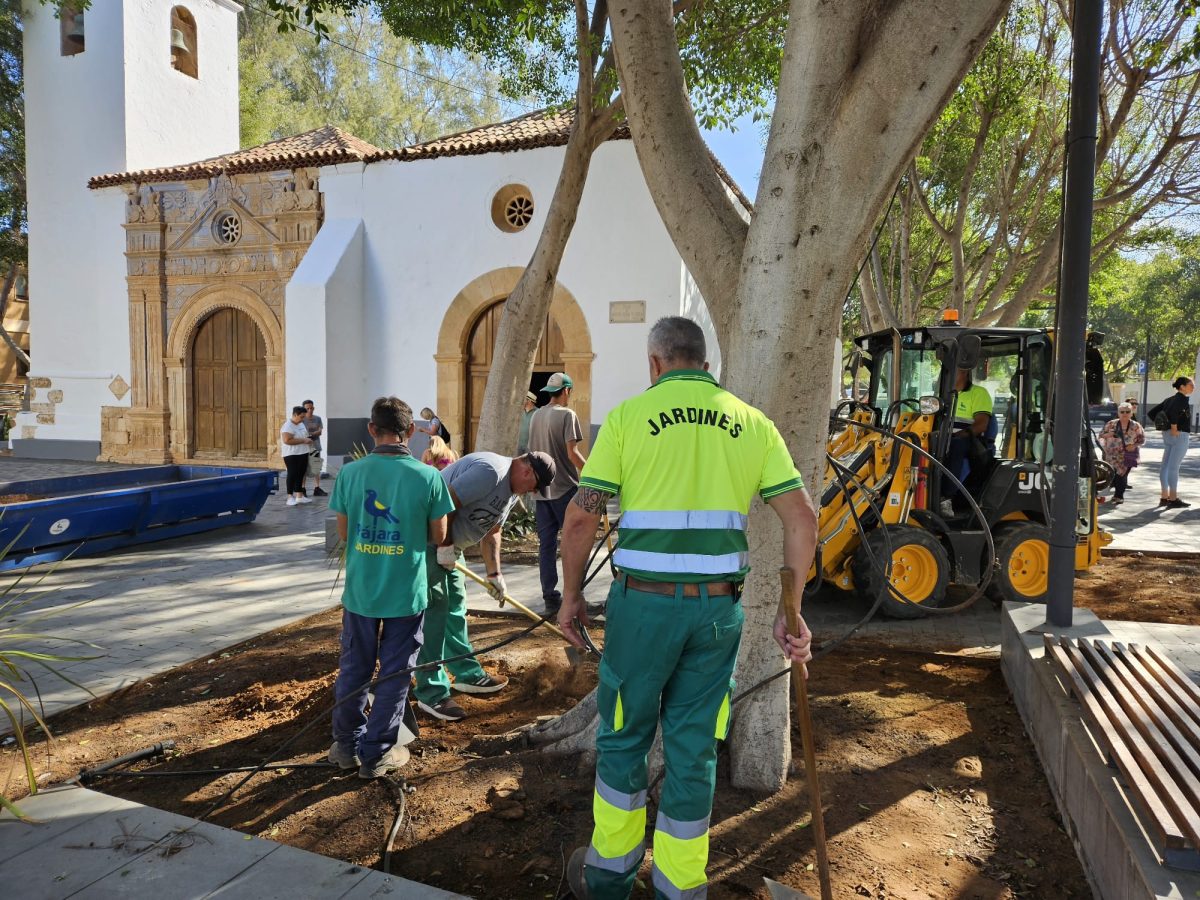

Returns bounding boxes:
[1046,0,1104,628]
[780,568,833,900]
[454,562,568,642]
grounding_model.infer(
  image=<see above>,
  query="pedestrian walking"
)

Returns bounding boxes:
[328,397,454,778]
[1098,402,1145,505]
[412,449,556,722]
[556,316,819,900]
[529,372,587,616]
[1149,376,1194,508]
[280,406,313,506]
[302,399,326,497]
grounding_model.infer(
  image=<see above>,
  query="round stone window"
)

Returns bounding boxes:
[491,185,534,233]
[212,211,242,245]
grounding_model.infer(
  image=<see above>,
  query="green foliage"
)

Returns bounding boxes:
[1088,237,1200,382]
[0,552,100,818]
[0,0,24,273]
[870,0,1200,328]
[239,5,507,149]
[259,0,784,132]
[501,500,535,541]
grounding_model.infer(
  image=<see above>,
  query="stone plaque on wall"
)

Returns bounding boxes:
[609,301,646,324]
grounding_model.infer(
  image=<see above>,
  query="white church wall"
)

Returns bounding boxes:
[20,4,134,450]
[286,217,367,457]
[18,0,240,455]
[318,139,708,435]
[122,0,240,169]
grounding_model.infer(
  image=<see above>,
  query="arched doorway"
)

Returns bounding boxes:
[190,307,267,458]
[463,298,564,452]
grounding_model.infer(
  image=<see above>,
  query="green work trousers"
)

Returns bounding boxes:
[412,549,487,706]
[585,577,744,900]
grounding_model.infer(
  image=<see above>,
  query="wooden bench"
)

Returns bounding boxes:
[1044,634,1200,870]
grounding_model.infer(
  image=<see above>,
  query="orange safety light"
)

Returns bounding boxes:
[941,308,960,324]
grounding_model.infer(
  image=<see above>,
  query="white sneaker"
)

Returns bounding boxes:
[286,497,298,507]
[297,496,313,504]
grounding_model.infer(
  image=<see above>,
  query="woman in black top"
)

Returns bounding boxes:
[1150,376,1194,508]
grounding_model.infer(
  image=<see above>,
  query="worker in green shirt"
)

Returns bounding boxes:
[943,367,993,515]
[328,397,454,779]
[555,316,819,900]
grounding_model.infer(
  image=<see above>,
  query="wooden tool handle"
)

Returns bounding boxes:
[781,567,833,900]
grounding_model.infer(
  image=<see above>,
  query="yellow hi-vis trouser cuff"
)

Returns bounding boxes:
[652,811,710,899]
[586,776,647,874]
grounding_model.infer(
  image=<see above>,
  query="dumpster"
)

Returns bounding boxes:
[0,465,276,570]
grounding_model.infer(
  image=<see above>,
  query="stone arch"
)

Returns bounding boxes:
[435,268,594,454]
[165,284,285,464]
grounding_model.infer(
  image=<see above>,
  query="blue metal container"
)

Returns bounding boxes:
[0,465,277,569]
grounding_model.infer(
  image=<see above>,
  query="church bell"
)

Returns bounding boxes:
[170,28,191,57]
[65,12,84,46]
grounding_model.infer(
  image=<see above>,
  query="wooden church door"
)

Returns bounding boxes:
[464,299,565,453]
[191,308,267,459]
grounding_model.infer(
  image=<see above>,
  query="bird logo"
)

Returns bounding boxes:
[363,489,399,524]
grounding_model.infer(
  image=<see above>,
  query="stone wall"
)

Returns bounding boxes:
[100,168,321,466]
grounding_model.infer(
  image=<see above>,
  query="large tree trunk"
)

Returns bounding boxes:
[612,0,1007,791]
[471,1,617,455]
[471,118,601,454]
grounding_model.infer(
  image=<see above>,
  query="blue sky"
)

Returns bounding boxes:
[701,112,764,203]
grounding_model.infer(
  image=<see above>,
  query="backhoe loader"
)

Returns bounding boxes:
[810,312,1113,617]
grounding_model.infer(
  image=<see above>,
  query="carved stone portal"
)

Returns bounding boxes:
[101,168,322,466]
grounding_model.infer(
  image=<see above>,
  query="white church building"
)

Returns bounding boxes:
[18,0,740,465]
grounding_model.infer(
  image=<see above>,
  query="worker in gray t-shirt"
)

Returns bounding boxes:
[528,373,587,615]
[413,450,555,722]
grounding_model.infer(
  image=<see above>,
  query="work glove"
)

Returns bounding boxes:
[436,544,457,571]
[486,572,508,604]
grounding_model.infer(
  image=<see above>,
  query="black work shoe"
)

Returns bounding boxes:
[416,697,468,721]
[567,847,590,899]
[313,487,328,497]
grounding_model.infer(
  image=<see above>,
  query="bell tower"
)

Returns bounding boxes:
[18,0,240,456]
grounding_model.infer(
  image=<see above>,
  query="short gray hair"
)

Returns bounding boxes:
[647,316,706,367]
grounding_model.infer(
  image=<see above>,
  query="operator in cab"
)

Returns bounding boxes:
[942,367,993,515]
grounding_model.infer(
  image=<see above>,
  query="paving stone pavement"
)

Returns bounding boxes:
[0,458,340,735]
[0,785,464,899]
[1095,429,1200,553]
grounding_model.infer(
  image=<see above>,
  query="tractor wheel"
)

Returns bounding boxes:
[852,524,951,620]
[986,522,1051,605]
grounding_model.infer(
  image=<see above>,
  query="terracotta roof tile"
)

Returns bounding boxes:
[87,109,752,211]
[369,107,751,210]
[369,108,629,162]
[88,125,383,189]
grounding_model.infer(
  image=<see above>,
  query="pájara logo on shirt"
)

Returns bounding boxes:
[357,488,405,556]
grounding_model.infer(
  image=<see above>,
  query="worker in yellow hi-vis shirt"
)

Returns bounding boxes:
[556,317,819,900]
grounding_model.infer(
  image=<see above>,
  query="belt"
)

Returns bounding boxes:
[621,574,738,597]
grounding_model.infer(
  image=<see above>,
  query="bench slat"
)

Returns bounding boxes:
[1044,635,1188,849]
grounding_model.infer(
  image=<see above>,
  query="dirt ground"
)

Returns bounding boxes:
[3,609,1102,898]
[1073,553,1200,624]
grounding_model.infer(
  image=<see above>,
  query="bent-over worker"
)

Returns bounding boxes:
[558,316,819,899]
[412,449,556,722]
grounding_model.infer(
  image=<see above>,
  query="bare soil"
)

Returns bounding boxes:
[1073,553,1200,625]
[3,608,1097,899]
